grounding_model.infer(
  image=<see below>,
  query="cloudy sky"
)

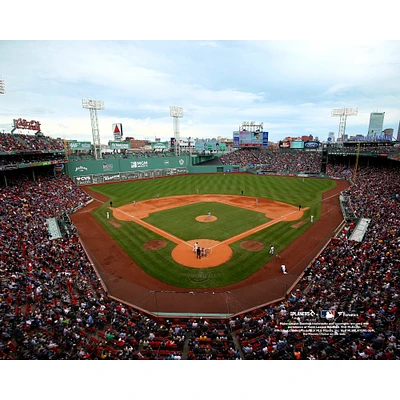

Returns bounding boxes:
[1,4,399,144]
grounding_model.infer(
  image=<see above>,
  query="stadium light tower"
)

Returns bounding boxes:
[331,108,358,142]
[170,106,184,157]
[82,99,104,160]
[0,77,5,94]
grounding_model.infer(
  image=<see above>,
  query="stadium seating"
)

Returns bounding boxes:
[0,151,398,360]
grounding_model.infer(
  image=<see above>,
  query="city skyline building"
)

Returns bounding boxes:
[367,112,385,138]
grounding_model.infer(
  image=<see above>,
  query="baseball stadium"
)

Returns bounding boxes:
[0,119,399,360]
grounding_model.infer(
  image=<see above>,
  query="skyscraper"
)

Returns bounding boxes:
[397,121,400,141]
[367,112,385,138]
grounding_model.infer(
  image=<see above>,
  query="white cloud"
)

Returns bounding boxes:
[0,40,399,144]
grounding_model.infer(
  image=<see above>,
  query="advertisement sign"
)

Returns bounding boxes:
[130,160,149,169]
[304,141,319,149]
[54,164,64,172]
[69,141,92,151]
[109,142,129,150]
[75,176,93,185]
[291,141,304,149]
[279,140,291,148]
[92,175,104,184]
[102,162,114,172]
[13,118,41,131]
[262,132,269,147]
[233,131,240,147]
[112,123,123,141]
[151,141,169,150]
[103,173,121,182]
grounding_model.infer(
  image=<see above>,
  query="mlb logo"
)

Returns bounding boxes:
[321,310,336,319]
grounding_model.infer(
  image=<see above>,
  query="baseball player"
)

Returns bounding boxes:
[310,215,314,223]
[281,264,288,274]
[269,245,274,255]
[106,211,110,219]
[207,211,211,220]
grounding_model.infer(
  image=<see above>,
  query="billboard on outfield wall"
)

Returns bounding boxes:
[73,167,188,185]
[75,175,93,185]
[69,156,189,184]
[151,142,169,151]
[68,141,92,150]
[69,157,188,177]
[109,142,130,150]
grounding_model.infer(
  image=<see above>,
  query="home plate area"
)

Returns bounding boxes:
[171,239,232,269]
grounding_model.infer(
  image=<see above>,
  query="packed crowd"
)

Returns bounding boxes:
[0,132,64,152]
[233,162,399,359]
[0,155,398,360]
[0,172,236,359]
[220,148,322,172]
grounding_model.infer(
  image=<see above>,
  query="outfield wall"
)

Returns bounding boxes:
[67,156,246,184]
[68,156,189,185]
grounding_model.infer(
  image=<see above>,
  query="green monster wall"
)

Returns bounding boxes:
[67,155,244,185]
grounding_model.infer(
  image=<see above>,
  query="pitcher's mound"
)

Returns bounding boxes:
[240,240,264,251]
[196,215,218,223]
[143,240,167,250]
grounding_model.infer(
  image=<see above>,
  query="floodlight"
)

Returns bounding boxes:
[82,99,104,110]
[332,107,358,142]
[169,106,184,118]
[331,108,358,117]
[82,98,105,160]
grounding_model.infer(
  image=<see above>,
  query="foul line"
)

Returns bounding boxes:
[91,195,188,247]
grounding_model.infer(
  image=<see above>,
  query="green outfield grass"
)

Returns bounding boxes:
[143,202,270,241]
[89,174,336,288]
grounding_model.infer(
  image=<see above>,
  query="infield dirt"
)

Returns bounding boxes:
[111,194,307,268]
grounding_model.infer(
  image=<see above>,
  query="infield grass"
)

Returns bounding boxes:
[90,174,336,288]
[143,202,270,241]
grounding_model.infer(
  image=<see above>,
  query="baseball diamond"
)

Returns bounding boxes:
[70,173,348,315]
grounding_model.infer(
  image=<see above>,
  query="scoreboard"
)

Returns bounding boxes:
[233,131,269,147]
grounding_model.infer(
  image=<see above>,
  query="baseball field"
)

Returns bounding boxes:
[86,173,337,289]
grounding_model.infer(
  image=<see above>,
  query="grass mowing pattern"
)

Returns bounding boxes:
[143,202,270,241]
[89,174,336,288]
